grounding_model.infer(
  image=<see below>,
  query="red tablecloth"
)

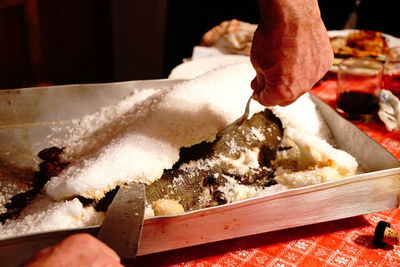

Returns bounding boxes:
[130,80,400,267]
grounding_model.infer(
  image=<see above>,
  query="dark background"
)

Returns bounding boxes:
[0,0,397,90]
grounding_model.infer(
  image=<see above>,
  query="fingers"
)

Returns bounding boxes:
[24,247,55,267]
[59,233,121,263]
[251,74,303,107]
[24,234,123,267]
[250,74,265,93]
[249,0,333,108]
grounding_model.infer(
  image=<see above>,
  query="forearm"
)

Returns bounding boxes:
[255,0,327,53]
[257,0,322,27]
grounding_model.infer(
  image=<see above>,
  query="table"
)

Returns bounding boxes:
[129,79,400,267]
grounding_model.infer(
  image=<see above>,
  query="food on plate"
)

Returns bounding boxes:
[200,19,257,55]
[330,30,390,65]
[0,62,358,238]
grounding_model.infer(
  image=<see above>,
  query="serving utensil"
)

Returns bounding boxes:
[216,95,252,139]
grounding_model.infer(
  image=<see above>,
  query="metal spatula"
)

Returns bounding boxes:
[97,183,145,259]
[216,95,252,139]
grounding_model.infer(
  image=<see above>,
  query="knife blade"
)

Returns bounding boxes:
[97,182,145,259]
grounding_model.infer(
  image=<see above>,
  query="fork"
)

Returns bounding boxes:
[216,95,252,139]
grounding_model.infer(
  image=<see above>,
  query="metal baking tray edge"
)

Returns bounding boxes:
[0,80,399,265]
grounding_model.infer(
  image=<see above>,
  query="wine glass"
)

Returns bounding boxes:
[336,57,383,122]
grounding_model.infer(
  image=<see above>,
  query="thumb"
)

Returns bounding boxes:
[251,73,265,93]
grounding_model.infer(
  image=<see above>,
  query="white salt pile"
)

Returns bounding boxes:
[270,94,334,143]
[52,88,159,161]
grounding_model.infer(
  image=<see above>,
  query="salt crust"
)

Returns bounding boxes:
[218,176,260,203]
[269,94,334,144]
[219,148,260,176]
[45,63,264,200]
[287,129,358,175]
[53,88,158,161]
[0,196,103,239]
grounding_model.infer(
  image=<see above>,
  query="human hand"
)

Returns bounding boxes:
[250,0,333,106]
[24,233,123,267]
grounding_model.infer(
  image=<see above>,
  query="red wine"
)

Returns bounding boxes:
[336,91,379,115]
[383,73,400,96]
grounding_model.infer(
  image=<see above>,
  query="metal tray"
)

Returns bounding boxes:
[0,80,399,266]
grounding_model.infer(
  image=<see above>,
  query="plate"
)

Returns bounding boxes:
[328,29,400,72]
